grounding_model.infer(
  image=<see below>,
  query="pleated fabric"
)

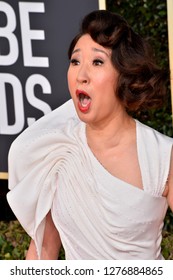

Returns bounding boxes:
[7,100,173,259]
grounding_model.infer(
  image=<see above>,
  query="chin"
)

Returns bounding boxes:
[76,111,93,125]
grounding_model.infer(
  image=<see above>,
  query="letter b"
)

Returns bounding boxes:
[0,1,19,65]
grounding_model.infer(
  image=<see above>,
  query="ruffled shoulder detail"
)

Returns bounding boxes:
[136,120,173,196]
[7,99,80,258]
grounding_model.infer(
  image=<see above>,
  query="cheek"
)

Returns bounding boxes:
[108,72,118,91]
[67,68,71,85]
[97,73,117,92]
[67,70,74,92]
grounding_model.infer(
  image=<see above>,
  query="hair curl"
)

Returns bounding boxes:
[68,10,167,112]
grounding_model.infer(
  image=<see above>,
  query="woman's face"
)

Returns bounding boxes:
[67,34,123,126]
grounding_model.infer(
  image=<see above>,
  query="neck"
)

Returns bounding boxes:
[86,112,135,149]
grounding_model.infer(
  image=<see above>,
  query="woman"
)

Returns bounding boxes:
[7,10,173,260]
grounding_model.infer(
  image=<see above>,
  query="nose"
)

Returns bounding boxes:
[77,64,89,84]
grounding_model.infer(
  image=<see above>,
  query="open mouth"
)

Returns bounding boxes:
[79,93,91,107]
[76,90,91,112]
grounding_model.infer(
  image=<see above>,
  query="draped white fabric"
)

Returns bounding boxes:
[7,99,173,259]
[7,99,80,256]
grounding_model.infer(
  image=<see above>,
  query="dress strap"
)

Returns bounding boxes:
[136,120,173,197]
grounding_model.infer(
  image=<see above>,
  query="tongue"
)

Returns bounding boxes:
[81,96,91,107]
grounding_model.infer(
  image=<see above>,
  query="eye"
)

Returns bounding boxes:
[93,59,104,66]
[70,58,80,66]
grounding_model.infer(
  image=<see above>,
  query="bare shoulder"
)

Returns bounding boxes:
[167,147,173,212]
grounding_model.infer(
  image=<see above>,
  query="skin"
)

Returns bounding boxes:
[167,152,173,212]
[26,211,61,259]
[68,34,143,189]
[26,34,173,259]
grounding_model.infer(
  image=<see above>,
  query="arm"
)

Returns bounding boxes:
[26,211,61,259]
[167,148,173,212]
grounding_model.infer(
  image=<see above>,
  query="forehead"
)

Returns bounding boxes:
[73,34,111,56]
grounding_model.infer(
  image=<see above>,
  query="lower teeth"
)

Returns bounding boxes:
[81,101,88,107]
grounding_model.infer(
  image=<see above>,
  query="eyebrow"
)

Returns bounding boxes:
[92,48,110,57]
[72,47,109,57]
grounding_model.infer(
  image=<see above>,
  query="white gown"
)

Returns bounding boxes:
[7,100,173,259]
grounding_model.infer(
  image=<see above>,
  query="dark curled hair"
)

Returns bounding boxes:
[68,10,167,112]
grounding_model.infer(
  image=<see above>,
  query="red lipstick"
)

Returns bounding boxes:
[76,90,91,113]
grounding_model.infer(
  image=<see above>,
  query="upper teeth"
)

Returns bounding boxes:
[79,93,89,100]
